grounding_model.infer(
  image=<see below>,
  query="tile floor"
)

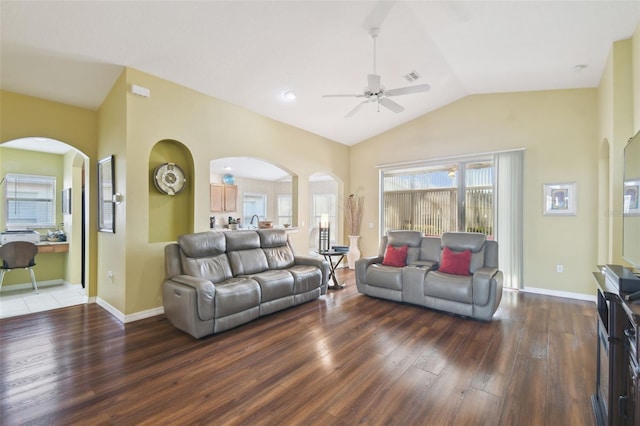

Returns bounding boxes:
[0,284,88,319]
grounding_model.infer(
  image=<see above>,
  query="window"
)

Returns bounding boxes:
[5,173,56,229]
[311,193,336,237]
[277,194,292,226]
[243,193,267,226]
[382,160,493,237]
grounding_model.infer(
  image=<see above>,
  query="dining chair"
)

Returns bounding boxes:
[0,241,39,293]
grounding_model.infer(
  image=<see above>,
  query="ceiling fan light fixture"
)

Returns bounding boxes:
[322,27,430,118]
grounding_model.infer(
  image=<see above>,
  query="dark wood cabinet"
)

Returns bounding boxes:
[593,266,640,426]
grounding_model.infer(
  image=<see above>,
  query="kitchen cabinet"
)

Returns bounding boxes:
[210,184,237,212]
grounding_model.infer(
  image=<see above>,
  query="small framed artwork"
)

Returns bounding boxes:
[544,182,577,216]
[62,188,72,214]
[98,155,115,233]
[624,180,640,215]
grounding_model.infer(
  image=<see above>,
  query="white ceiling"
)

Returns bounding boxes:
[1,1,639,147]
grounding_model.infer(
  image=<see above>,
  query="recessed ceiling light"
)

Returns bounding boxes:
[224,166,232,171]
[283,90,296,101]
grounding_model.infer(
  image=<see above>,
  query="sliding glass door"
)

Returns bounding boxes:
[380,150,524,289]
[382,160,494,238]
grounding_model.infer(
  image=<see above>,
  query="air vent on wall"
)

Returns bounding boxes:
[404,71,421,82]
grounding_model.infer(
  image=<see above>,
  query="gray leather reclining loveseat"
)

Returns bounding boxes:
[163,229,329,338]
[355,231,503,321]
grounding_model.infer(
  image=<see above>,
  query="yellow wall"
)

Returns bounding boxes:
[119,68,350,314]
[0,148,68,286]
[598,31,638,267]
[350,89,599,296]
[0,91,98,296]
[96,70,128,313]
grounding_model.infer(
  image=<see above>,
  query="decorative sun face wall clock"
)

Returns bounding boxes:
[153,163,186,195]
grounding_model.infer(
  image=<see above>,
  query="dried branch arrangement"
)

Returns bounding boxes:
[345,194,363,236]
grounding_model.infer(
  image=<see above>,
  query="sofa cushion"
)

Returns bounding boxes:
[287,265,322,294]
[214,278,261,318]
[225,230,261,251]
[425,271,473,303]
[441,232,485,273]
[388,231,422,263]
[257,229,288,248]
[228,248,269,276]
[439,247,471,276]
[382,244,408,267]
[178,231,226,257]
[180,252,233,283]
[250,270,295,302]
[263,245,295,269]
[366,264,403,291]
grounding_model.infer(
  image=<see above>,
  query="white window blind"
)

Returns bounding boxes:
[277,194,292,226]
[4,173,56,229]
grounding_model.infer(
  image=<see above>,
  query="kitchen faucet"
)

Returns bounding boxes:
[250,215,260,229]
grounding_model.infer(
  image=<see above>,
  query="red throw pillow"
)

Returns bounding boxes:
[439,247,472,276]
[382,245,408,267]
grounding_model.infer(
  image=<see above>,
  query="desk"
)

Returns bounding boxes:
[37,242,69,254]
[0,242,69,254]
[318,250,348,290]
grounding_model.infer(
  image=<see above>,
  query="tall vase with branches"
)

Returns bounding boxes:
[345,194,363,269]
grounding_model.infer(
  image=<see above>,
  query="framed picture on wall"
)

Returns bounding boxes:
[624,180,640,215]
[98,155,115,232]
[543,182,577,216]
[62,188,71,214]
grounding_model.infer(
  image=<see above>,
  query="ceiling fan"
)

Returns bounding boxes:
[323,27,431,118]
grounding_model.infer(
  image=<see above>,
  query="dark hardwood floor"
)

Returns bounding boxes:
[1,269,597,425]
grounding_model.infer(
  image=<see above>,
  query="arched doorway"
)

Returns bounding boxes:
[308,172,340,255]
[0,137,89,318]
[209,157,295,230]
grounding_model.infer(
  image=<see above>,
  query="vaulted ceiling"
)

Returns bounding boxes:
[2,1,639,146]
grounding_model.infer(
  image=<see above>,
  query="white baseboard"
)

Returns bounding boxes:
[96,297,164,323]
[522,286,596,303]
[1,278,62,292]
[125,306,164,323]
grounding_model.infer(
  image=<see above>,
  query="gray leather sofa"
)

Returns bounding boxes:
[163,229,329,338]
[355,231,503,321]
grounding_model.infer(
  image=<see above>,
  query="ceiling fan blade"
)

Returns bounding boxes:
[368,74,381,92]
[323,94,363,98]
[345,101,367,118]
[385,84,431,97]
[379,97,404,113]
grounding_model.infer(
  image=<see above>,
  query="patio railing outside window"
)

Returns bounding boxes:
[382,162,493,238]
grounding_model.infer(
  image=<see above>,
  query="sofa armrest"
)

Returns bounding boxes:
[355,256,383,290]
[294,255,330,289]
[165,275,216,321]
[472,267,498,306]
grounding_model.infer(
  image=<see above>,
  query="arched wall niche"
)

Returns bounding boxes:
[148,139,194,243]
